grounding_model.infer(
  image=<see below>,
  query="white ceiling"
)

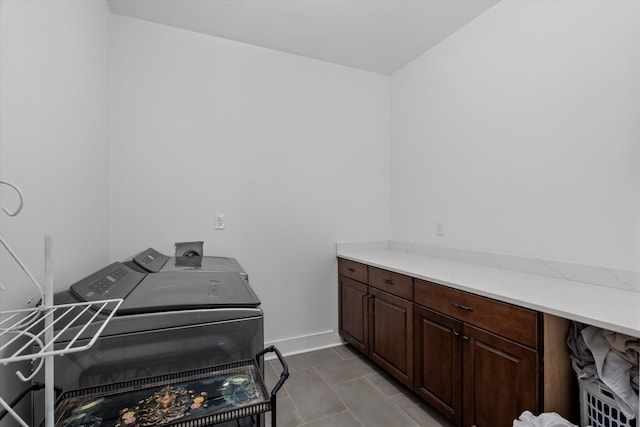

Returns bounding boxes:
[107,0,499,75]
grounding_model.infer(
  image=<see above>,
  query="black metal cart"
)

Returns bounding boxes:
[48,346,289,427]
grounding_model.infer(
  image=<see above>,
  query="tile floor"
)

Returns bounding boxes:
[262,344,455,427]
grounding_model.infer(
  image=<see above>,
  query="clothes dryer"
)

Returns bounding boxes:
[32,261,263,426]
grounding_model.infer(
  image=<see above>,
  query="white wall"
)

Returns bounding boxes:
[0,0,111,422]
[390,0,640,269]
[109,16,391,348]
[0,0,112,301]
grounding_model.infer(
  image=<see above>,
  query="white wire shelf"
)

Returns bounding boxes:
[0,298,123,365]
[0,182,125,426]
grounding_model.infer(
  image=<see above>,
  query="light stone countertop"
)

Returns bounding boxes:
[336,242,640,338]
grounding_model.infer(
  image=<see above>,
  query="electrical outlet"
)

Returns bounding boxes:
[214,213,225,230]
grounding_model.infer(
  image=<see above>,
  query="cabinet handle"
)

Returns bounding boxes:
[383,279,394,285]
[462,335,469,342]
[451,302,474,312]
[453,331,460,337]
[348,267,356,272]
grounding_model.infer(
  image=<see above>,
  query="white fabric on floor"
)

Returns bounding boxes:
[512,410,578,427]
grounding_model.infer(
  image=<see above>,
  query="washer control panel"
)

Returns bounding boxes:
[70,262,146,302]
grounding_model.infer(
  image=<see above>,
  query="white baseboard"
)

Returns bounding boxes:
[264,330,344,358]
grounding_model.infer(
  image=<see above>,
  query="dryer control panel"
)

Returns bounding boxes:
[133,247,170,273]
[70,262,146,302]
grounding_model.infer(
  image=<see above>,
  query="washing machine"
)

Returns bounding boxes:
[32,260,263,426]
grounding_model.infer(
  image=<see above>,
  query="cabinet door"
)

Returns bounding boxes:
[338,275,369,354]
[462,324,538,427]
[414,305,463,426]
[369,287,413,387]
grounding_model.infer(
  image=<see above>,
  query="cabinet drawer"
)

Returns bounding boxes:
[369,267,413,300]
[414,279,539,348]
[338,258,368,283]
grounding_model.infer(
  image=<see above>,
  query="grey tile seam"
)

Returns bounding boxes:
[386,394,425,427]
[331,345,360,361]
[331,346,347,361]
[362,373,407,399]
[328,373,421,427]
[296,410,354,427]
[283,392,305,426]
[320,368,367,427]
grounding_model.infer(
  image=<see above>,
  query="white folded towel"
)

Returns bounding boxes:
[512,410,578,427]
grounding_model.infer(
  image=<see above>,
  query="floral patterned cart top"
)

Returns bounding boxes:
[55,366,265,427]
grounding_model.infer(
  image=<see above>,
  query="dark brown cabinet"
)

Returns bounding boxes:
[414,305,463,425]
[337,257,575,427]
[414,278,541,427]
[415,303,538,427]
[369,287,413,387]
[338,259,369,354]
[338,259,414,388]
[462,323,538,427]
[338,275,369,354]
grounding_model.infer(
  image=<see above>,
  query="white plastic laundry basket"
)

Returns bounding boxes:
[580,379,637,427]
